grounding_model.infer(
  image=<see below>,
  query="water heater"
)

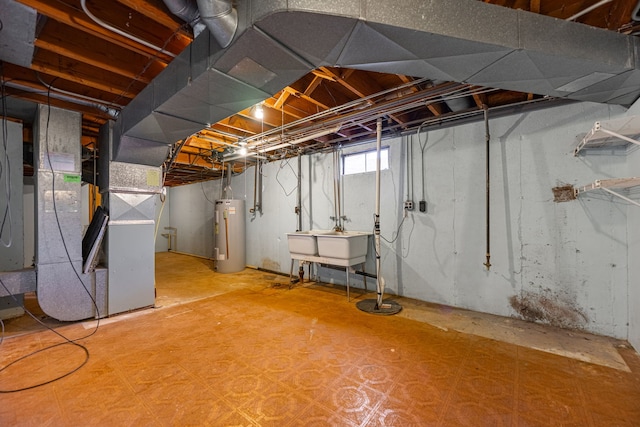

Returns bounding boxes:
[214,199,246,273]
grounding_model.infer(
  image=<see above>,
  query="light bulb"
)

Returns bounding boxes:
[254,104,264,119]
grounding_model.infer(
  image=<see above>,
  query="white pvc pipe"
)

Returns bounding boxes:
[375,118,383,308]
[566,0,612,21]
[81,0,176,58]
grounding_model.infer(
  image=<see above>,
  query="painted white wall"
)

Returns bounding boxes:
[168,179,221,257]
[628,148,640,351]
[169,101,634,339]
[154,189,171,253]
[621,101,640,352]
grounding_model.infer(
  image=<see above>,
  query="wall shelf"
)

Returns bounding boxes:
[575,177,640,208]
[574,116,640,156]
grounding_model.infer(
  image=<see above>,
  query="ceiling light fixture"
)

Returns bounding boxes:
[254,104,264,119]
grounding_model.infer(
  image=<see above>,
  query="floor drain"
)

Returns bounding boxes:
[356,299,402,315]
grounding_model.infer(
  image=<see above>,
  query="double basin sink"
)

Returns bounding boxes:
[286,230,371,262]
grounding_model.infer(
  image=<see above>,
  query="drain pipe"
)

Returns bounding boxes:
[332,150,340,230]
[483,105,492,271]
[374,118,385,309]
[196,0,238,48]
[296,152,303,231]
[250,159,261,214]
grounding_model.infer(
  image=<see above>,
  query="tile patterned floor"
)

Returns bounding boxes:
[1,253,639,426]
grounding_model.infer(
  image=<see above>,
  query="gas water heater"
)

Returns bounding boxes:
[214,199,246,273]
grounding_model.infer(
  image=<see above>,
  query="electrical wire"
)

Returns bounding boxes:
[0,84,100,393]
[0,62,13,248]
[201,173,217,205]
[419,128,429,201]
[275,157,298,197]
[378,212,408,245]
[0,279,90,393]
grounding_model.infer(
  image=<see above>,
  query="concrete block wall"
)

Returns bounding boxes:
[629,148,640,351]
[168,100,635,340]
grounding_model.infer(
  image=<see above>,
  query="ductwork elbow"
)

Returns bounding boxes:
[163,0,200,24]
[196,0,238,48]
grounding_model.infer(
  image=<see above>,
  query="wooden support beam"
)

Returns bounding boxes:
[35,20,164,83]
[530,0,541,13]
[427,102,446,116]
[31,50,145,99]
[115,0,189,34]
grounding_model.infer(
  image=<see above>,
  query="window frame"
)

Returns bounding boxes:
[341,146,389,176]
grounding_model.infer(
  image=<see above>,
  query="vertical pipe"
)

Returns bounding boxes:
[250,160,260,213]
[257,162,262,212]
[332,151,340,230]
[483,106,491,270]
[297,152,302,232]
[337,149,343,230]
[225,163,233,199]
[375,118,383,309]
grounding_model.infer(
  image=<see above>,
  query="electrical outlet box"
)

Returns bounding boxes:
[419,200,427,212]
[404,200,414,210]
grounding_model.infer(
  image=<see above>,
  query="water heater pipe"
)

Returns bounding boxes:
[483,106,491,271]
[223,208,229,258]
[374,118,384,309]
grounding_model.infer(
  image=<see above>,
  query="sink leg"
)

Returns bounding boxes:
[346,266,350,302]
[289,259,296,288]
[362,262,367,292]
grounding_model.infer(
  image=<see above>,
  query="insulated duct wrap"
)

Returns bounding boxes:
[114,0,640,165]
[0,0,36,68]
[35,105,100,321]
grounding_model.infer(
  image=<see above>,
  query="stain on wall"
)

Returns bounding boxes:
[509,291,588,329]
[552,184,576,203]
[261,257,281,272]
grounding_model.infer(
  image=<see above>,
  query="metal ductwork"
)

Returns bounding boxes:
[0,0,36,67]
[162,0,206,37]
[196,0,238,48]
[34,105,106,321]
[113,0,640,166]
[163,0,200,23]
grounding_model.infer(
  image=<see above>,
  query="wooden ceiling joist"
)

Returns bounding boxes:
[35,20,163,83]
[16,0,176,62]
[115,0,189,35]
[31,50,144,99]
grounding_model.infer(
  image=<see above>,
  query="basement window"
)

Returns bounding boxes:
[342,147,389,175]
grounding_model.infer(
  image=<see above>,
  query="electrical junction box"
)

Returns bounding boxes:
[419,200,427,212]
[404,200,414,210]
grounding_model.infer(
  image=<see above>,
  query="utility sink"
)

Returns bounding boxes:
[316,231,370,260]
[286,230,333,256]
[286,230,371,261]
